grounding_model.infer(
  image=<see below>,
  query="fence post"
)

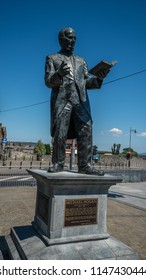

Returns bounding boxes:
[20,161,22,169]
[9,161,12,169]
[40,161,42,169]
[3,160,6,166]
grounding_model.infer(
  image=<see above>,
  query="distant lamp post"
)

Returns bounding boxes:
[129,128,137,149]
[127,128,137,168]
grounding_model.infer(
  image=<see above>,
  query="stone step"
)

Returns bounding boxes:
[5,226,46,260]
[5,235,21,260]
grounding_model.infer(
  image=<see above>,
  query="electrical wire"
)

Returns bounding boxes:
[0,69,146,113]
[103,69,146,85]
[0,100,49,113]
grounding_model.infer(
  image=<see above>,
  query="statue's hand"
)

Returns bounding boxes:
[96,69,110,80]
[57,61,70,78]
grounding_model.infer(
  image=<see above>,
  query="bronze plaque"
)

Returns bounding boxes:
[64,198,98,227]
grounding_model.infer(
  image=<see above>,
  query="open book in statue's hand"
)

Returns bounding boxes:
[89,60,118,77]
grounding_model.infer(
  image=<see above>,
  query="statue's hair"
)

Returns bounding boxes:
[58,27,75,43]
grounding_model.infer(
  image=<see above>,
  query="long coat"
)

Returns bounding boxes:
[45,51,102,139]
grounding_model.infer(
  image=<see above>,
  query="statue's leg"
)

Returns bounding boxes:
[52,103,72,170]
[76,119,93,169]
[73,109,104,175]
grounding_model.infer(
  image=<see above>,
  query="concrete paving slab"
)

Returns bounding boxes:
[6,226,138,260]
[109,182,146,210]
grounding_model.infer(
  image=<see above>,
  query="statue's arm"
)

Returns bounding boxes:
[45,56,63,88]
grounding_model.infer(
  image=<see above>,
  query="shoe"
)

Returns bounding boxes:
[48,163,63,173]
[78,165,104,176]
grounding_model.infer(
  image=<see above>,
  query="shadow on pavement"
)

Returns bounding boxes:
[0,236,10,259]
[108,192,124,198]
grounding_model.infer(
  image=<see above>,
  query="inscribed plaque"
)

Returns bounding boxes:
[64,198,98,227]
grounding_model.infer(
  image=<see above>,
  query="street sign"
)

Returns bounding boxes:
[2,138,7,144]
[93,153,100,160]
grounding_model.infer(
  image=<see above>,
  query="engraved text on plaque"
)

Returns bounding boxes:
[64,198,98,227]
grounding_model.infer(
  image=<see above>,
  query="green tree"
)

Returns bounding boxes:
[111,143,121,155]
[122,147,138,157]
[34,140,46,160]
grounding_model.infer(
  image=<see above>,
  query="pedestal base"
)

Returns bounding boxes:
[26,170,122,243]
[6,225,138,260]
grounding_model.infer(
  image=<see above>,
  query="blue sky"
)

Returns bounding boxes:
[0,0,146,153]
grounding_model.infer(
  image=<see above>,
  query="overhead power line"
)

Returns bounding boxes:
[0,69,146,113]
[0,100,49,113]
[103,69,146,85]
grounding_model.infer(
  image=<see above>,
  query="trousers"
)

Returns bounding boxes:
[52,101,92,169]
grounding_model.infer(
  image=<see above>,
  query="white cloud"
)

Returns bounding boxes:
[109,128,123,136]
[138,132,146,137]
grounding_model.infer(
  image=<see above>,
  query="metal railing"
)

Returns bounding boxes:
[0,170,36,187]
[0,162,146,187]
[0,162,47,187]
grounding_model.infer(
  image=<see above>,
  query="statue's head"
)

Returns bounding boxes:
[58,27,76,54]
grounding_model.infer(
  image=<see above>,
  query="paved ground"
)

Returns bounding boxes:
[0,183,146,259]
[109,182,146,210]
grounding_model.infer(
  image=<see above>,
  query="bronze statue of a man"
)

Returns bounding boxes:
[45,27,107,174]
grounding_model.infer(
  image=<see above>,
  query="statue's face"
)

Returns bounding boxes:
[60,29,76,53]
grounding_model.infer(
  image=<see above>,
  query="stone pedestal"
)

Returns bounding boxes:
[6,170,138,259]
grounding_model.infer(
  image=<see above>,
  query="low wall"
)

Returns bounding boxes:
[96,155,145,169]
[106,169,146,182]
